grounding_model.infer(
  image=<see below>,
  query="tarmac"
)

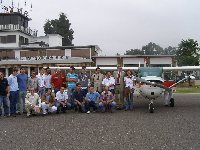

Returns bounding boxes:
[0,93,200,150]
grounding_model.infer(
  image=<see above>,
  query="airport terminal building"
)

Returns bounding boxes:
[0,8,176,77]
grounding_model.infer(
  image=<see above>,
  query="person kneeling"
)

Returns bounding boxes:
[73,83,86,113]
[85,85,100,114]
[41,89,57,115]
[55,87,71,113]
[99,86,116,113]
[25,88,41,117]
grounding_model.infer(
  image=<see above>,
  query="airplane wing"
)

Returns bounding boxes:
[163,66,200,71]
[49,66,139,71]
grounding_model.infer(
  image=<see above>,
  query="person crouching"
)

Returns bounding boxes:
[25,88,41,117]
[41,88,57,115]
[73,83,86,113]
[55,87,71,113]
[99,86,116,113]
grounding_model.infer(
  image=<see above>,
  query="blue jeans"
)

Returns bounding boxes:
[85,101,98,111]
[68,88,75,108]
[39,87,45,97]
[56,102,71,113]
[9,91,19,115]
[99,101,116,112]
[54,88,60,97]
[74,102,86,113]
[124,93,134,110]
[0,96,9,115]
[17,91,27,113]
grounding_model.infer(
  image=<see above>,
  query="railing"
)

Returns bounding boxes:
[0,24,37,37]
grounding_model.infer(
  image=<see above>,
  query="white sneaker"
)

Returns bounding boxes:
[86,111,90,114]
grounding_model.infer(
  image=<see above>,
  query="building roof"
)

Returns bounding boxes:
[0,45,99,50]
[92,55,176,58]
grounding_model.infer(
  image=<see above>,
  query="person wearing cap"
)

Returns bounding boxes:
[66,66,78,108]
[91,67,104,93]
[78,66,90,97]
[113,65,125,110]
[7,67,19,117]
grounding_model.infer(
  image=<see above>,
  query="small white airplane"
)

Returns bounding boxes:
[49,66,199,113]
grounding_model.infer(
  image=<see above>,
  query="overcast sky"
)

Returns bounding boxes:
[2,0,200,55]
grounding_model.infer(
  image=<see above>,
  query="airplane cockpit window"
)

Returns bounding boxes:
[139,67,163,77]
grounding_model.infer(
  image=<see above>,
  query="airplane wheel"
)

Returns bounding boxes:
[170,98,174,107]
[149,103,154,113]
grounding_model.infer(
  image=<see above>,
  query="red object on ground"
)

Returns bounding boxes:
[163,80,176,87]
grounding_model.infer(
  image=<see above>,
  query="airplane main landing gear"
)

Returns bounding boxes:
[170,98,174,107]
[149,102,154,113]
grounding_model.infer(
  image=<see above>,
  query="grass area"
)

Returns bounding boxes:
[175,87,200,93]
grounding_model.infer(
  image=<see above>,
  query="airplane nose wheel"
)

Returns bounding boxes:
[170,98,174,107]
[149,102,154,113]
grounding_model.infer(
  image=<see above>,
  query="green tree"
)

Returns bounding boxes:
[163,46,177,55]
[124,49,143,55]
[44,13,74,46]
[141,42,163,55]
[176,39,200,66]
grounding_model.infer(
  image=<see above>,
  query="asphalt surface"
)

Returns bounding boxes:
[0,94,200,150]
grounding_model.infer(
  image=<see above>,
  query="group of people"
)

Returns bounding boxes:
[0,65,136,118]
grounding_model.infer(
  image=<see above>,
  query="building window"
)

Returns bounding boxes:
[7,35,16,43]
[0,36,6,43]
[0,35,16,43]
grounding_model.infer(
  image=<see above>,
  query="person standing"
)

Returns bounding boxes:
[36,68,46,97]
[17,67,28,114]
[7,68,19,117]
[0,71,10,117]
[66,66,78,108]
[78,66,90,97]
[91,67,104,93]
[113,65,125,109]
[124,69,135,111]
[102,71,115,94]
[51,68,66,96]
[28,70,39,93]
[44,67,52,91]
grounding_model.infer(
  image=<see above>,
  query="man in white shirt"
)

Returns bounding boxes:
[44,67,52,90]
[25,88,41,117]
[102,71,115,95]
[36,68,46,97]
[55,87,71,113]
